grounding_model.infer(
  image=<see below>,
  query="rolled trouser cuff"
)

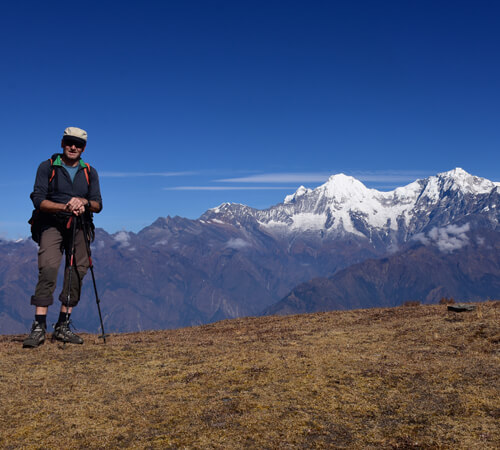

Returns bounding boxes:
[58,292,80,307]
[31,295,53,307]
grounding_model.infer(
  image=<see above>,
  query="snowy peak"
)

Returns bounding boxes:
[414,168,498,203]
[202,168,499,244]
[201,202,257,224]
[433,168,497,195]
[284,185,312,204]
[258,168,499,241]
[284,174,372,205]
[319,173,371,201]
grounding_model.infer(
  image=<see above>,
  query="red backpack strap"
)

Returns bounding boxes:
[84,163,90,185]
[48,158,56,183]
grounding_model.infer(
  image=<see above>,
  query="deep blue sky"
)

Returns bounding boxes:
[1,0,499,239]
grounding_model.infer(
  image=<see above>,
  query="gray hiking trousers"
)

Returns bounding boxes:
[31,226,89,307]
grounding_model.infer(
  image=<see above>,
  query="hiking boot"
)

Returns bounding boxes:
[53,321,84,344]
[23,321,46,348]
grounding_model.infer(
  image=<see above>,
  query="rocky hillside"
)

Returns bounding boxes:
[265,229,500,315]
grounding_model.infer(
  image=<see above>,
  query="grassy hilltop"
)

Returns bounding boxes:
[1,302,499,448]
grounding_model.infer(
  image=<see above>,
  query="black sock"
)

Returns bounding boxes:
[35,314,47,327]
[57,311,71,325]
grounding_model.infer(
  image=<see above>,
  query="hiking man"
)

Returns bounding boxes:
[23,127,103,348]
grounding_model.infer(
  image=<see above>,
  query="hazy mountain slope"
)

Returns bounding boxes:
[264,229,500,315]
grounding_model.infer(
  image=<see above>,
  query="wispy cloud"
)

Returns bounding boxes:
[101,170,433,185]
[100,171,196,178]
[217,171,431,184]
[165,186,296,191]
[350,171,431,183]
[164,170,434,192]
[217,173,331,183]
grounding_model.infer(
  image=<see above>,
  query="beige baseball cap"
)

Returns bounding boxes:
[63,126,87,145]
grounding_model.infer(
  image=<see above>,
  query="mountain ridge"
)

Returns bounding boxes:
[201,167,499,253]
[1,168,499,333]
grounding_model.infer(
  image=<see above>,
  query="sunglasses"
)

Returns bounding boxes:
[63,138,86,148]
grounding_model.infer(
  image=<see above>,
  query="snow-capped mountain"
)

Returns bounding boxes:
[203,168,500,249]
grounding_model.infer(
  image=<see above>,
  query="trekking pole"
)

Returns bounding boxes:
[78,215,109,343]
[62,215,77,348]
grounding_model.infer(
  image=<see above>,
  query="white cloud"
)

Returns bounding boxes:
[164,186,295,191]
[217,170,431,184]
[351,171,431,183]
[217,173,332,183]
[91,240,105,250]
[113,231,131,247]
[100,171,196,178]
[413,232,430,245]
[414,223,470,252]
[226,238,251,249]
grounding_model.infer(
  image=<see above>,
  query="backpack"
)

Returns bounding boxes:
[29,156,92,243]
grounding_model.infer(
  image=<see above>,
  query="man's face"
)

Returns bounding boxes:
[61,139,85,162]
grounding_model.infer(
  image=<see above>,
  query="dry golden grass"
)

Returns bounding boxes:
[1,302,499,449]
